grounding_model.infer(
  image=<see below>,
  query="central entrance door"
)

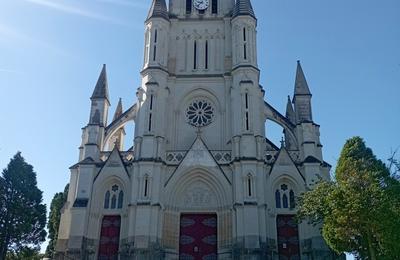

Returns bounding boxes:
[98,215,121,260]
[277,215,300,260]
[179,214,218,260]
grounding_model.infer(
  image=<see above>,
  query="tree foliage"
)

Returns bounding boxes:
[388,149,400,180]
[297,137,400,259]
[0,152,47,259]
[6,247,44,260]
[45,184,69,258]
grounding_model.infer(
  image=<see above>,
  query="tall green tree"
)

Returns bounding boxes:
[45,184,69,258]
[0,152,47,259]
[6,247,44,260]
[297,137,400,259]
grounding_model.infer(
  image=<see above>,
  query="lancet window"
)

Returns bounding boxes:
[244,92,250,131]
[186,0,192,14]
[143,175,150,198]
[212,0,218,14]
[243,27,247,60]
[246,174,254,198]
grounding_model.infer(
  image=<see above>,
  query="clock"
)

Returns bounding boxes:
[194,0,209,11]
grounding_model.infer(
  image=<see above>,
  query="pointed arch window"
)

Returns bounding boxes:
[244,92,250,131]
[104,191,110,209]
[153,29,158,61]
[243,27,248,60]
[193,40,197,70]
[143,175,150,198]
[153,46,157,61]
[104,184,124,209]
[246,174,253,197]
[111,194,117,209]
[282,194,288,208]
[205,40,209,70]
[212,0,218,14]
[275,190,281,208]
[289,190,295,209]
[144,29,150,64]
[148,94,154,132]
[186,0,192,14]
[118,191,124,209]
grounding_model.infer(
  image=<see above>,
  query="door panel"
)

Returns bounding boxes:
[98,215,121,260]
[277,215,300,260]
[179,214,217,260]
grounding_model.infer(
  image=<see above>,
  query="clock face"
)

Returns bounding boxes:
[194,0,209,11]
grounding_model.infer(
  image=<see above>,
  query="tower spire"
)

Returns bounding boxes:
[286,95,296,124]
[232,0,256,19]
[293,61,313,123]
[294,60,311,96]
[147,0,169,21]
[91,64,110,103]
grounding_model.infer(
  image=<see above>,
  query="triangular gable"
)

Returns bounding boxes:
[181,137,217,167]
[165,136,231,186]
[94,148,129,182]
[270,148,305,181]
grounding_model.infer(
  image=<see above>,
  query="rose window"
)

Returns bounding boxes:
[185,99,215,127]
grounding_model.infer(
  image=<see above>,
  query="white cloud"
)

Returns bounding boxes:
[0,23,70,57]
[0,68,20,74]
[22,0,130,26]
[97,0,148,9]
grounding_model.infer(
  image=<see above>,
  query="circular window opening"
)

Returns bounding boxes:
[185,99,215,127]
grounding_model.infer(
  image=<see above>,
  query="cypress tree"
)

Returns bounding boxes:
[0,152,47,259]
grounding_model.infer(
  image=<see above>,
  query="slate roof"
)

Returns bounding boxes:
[232,0,256,19]
[147,0,169,21]
[91,64,110,102]
[303,156,322,164]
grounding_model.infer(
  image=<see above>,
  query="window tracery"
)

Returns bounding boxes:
[185,99,215,127]
[275,183,295,209]
[104,184,124,209]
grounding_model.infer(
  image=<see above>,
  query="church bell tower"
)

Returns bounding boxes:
[55,0,342,259]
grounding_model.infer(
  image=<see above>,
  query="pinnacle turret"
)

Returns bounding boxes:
[91,64,110,103]
[232,0,256,19]
[286,96,296,124]
[113,98,123,121]
[147,0,169,21]
[294,60,311,96]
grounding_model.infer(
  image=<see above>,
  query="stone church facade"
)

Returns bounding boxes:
[56,0,341,259]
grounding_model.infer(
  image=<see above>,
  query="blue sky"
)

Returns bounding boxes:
[0,0,399,257]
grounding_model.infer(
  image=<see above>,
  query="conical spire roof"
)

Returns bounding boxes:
[147,0,169,21]
[294,60,311,96]
[91,64,110,102]
[286,96,296,124]
[232,0,256,19]
[113,98,123,121]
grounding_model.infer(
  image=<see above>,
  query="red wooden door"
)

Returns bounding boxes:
[98,215,121,260]
[179,214,218,260]
[277,215,300,260]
